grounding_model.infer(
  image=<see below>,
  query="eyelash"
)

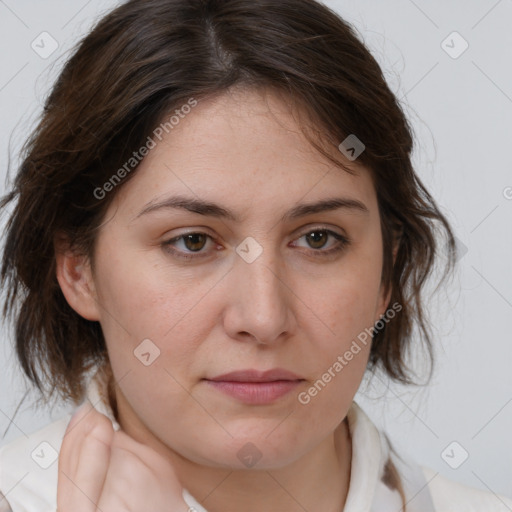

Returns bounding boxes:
[161,227,351,261]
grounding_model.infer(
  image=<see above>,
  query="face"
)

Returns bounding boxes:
[77,87,390,470]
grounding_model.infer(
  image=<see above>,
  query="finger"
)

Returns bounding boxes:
[58,402,114,512]
[58,402,95,510]
[61,402,96,477]
[114,430,186,497]
[98,430,191,511]
[72,409,114,508]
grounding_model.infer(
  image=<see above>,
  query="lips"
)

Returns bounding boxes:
[204,369,305,405]
[208,369,304,383]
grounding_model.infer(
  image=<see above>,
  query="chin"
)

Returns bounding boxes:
[182,429,310,471]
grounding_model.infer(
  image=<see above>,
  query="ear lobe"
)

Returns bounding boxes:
[55,238,100,321]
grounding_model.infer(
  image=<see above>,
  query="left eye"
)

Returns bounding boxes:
[292,228,349,254]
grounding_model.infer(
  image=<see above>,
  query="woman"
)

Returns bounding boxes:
[0,0,510,510]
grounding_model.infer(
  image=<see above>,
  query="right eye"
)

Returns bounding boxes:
[162,232,217,260]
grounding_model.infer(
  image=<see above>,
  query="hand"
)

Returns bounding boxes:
[57,401,191,512]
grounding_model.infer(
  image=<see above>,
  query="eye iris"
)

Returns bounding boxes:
[184,233,207,251]
[307,230,327,249]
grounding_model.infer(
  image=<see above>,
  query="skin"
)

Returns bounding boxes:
[56,86,395,512]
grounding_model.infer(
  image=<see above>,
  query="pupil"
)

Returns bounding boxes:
[308,231,326,249]
[185,233,206,251]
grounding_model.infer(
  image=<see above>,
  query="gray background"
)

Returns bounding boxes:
[1,0,511,501]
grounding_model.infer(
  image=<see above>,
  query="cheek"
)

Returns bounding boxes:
[91,248,223,406]
[307,263,382,349]
[93,241,215,341]
[296,289,373,422]
[295,252,382,401]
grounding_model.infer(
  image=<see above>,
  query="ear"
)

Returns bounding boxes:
[54,235,101,321]
[375,284,393,324]
[375,227,402,322]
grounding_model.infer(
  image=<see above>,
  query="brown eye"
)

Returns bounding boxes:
[162,231,215,260]
[292,228,350,258]
[305,230,329,249]
[183,233,208,252]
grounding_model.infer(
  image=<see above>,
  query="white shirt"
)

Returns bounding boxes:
[0,373,511,512]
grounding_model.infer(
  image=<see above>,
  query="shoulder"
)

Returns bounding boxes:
[422,466,512,512]
[0,413,72,512]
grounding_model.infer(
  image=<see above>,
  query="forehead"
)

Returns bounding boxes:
[108,87,377,221]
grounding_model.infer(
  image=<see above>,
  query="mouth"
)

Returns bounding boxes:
[204,369,305,405]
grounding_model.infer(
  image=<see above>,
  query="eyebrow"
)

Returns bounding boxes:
[135,195,369,222]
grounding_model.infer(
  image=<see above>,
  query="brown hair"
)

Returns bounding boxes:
[1,0,455,410]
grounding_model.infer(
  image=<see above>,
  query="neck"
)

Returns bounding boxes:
[113,386,353,512]
[174,418,352,512]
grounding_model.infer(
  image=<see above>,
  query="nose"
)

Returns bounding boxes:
[222,245,296,345]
